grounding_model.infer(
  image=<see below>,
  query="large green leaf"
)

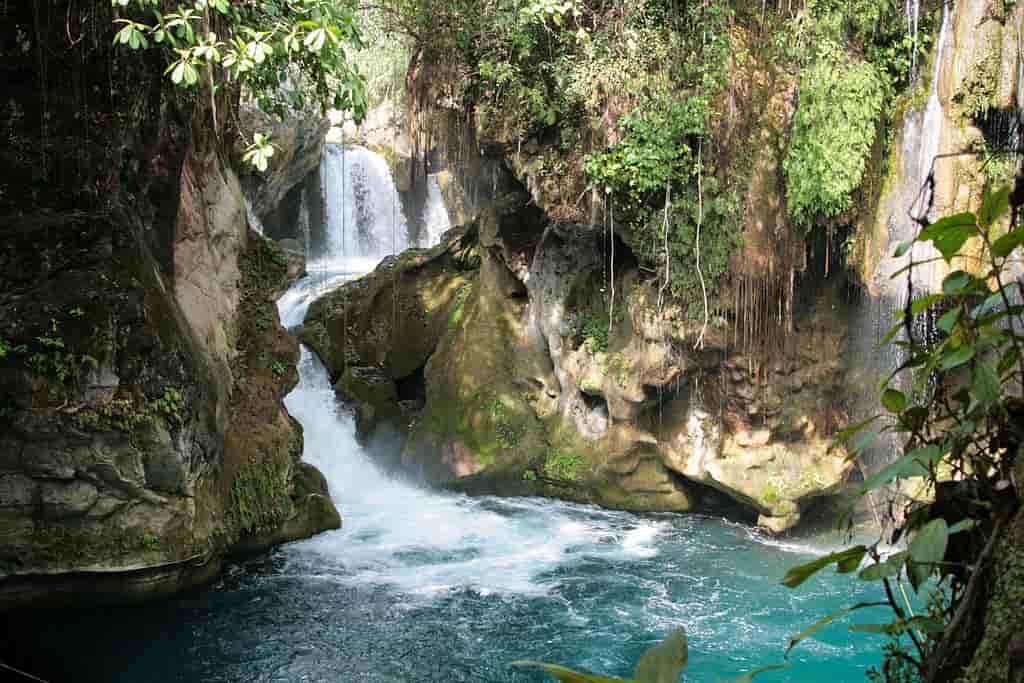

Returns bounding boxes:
[782,546,867,589]
[917,213,977,263]
[941,271,973,295]
[908,518,949,591]
[938,345,975,370]
[633,628,688,683]
[970,363,1001,407]
[785,602,886,655]
[881,388,906,413]
[936,307,960,333]
[511,662,633,683]
[857,445,944,494]
[991,226,1024,258]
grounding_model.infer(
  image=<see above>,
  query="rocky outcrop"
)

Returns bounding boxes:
[238,107,330,224]
[0,208,340,608]
[0,2,338,609]
[858,0,1024,293]
[307,187,851,529]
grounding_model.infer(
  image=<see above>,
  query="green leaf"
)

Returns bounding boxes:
[942,271,973,295]
[991,227,1024,258]
[832,415,880,449]
[510,661,633,683]
[908,518,949,590]
[786,602,885,655]
[971,363,1001,406]
[937,307,960,333]
[939,345,975,370]
[782,546,867,589]
[880,321,904,346]
[881,389,906,413]
[917,212,977,263]
[633,628,688,683]
[907,616,946,634]
[893,239,914,258]
[948,519,977,534]
[979,186,1010,228]
[858,550,908,581]
[849,622,905,635]
[858,445,943,494]
[724,663,791,683]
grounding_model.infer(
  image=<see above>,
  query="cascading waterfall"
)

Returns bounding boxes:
[906,0,921,80]
[847,4,952,511]
[318,144,411,266]
[421,173,452,246]
[244,197,266,236]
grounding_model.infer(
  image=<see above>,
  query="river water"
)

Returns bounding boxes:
[3,262,886,683]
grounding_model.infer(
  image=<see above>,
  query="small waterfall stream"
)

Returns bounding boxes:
[422,173,453,245]
[319,144,411,265]
[848,3,953,488]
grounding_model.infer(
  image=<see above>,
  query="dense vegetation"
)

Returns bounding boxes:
[383,0,933,307]
[111,0,369,167]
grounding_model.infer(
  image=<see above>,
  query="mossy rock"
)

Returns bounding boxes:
[336,366,399,414]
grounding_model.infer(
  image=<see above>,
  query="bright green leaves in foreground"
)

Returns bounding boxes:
[775,185,1023,678]
[111,0,368,170]
[242,133,276,172]
[513,627,688,683]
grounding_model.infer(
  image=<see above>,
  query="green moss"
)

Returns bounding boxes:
[608,352,630,388]
[959,522,1024,683]
[953,48,1001,120]
[32,524,164,567]
[543,448,585,481]
[448,284,472,329]
[230,459,292,535]
[580,311,610,353]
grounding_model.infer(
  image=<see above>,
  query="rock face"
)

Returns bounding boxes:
[0,3,338,609]
[859,0,1024,293]
[0,210,340,608]
[238,107,330,224]
[308,185,852,528]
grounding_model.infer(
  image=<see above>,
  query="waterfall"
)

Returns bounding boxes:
[317,144,410,267]
[845,3,953,522]
[421,173,452,246]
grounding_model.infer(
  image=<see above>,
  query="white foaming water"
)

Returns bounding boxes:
[319,144,410,261]
[277,275,668,599]
[421,173,452,247]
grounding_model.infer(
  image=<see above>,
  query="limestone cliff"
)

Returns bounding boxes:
[0,0,338,609]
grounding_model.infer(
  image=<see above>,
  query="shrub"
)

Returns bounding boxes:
[784,49,884,226]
